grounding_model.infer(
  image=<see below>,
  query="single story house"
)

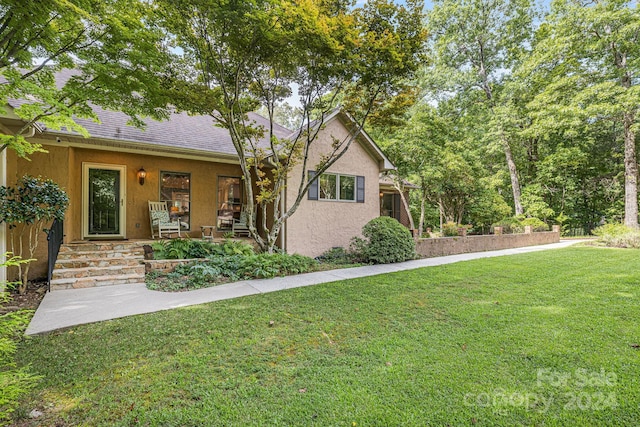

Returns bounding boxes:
[0,96,412,286]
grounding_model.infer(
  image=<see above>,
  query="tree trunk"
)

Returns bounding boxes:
[623,111,638,228]
[503,138,523,216]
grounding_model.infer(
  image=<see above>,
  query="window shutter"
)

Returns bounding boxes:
[308,171,318,200]
[356,175,365,203]
[394,194,401,221]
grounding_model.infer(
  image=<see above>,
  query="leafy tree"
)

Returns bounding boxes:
[522,0,640,227]
[426,0,536,216]
[0,0,173,157]
[158,0,426,252]
[0,176,68,294]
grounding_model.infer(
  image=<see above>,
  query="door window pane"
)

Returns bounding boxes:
[217,176,242,230]
[160,172,190,230]
[88,168,120,234]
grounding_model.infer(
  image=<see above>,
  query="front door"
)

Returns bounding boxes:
[82,163,126,239]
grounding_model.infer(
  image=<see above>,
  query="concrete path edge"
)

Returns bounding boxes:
[26,240,583,335]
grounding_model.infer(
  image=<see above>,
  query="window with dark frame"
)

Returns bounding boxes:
[319,173,356,202]
[160,171,191,230]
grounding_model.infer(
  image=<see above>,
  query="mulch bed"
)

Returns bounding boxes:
[1,280,47,314]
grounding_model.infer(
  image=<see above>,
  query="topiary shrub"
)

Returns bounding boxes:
[350,217,416,264]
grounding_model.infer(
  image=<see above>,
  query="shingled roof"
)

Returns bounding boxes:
[7,69,291,158]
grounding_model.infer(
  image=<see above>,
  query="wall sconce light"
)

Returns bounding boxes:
[137,167,147,186]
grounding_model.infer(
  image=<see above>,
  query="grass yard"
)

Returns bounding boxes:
[14,247,640,426]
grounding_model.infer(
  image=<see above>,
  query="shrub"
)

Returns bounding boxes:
[492,217,524,234]
[520,217,549,232]
[351,217,415,264]
[151,238,254,260]
[441,221,460,237]
[0,175,69,293]
[316,247,355,265]
[592,223,640,248]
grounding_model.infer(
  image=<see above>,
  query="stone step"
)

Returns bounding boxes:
[49,273,145,291]
[54,257,143,270]
[57,248,144,260]
[59,242,149,253]
[52,265,145,280]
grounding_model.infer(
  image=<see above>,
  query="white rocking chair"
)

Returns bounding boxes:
[148,201,181,239]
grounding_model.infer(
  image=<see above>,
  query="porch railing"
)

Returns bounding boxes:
[47,218,64,292]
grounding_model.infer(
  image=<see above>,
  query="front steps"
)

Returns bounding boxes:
[50,241,146,290]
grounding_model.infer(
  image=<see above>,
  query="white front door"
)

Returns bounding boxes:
[82,163,126,239]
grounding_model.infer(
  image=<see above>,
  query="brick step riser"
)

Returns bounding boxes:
[54,259,143,269]
[52,266,145,280]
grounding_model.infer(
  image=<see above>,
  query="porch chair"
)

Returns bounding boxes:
[148,201,181,239]
[232,206,250,236]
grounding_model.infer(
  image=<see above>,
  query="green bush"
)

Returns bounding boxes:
[316,247,355,265]
[520,217,550,232]
[351,217,416,264]
[151,238,254,260]
[441,221,460,237]
[592,223,640,248]
[492,217,524,234]
[146,253,318,292]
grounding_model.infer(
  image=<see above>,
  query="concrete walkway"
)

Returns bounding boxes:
[26,240,582,335]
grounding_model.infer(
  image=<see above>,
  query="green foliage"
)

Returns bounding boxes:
[520,217,550,232]
[492,217,524,234]
[0,0,173,158]
[0,254,39,424]
[147,253,318,292]
[592,223,640,248]
[158,0,426,253]
[441,221,461,237]
[151,239,255,260]
[351,217,416,264]
[316,247,356,265]
[0,176,69,293]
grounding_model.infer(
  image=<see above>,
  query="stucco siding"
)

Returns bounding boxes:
[284,118,381,257]
[8,139,244,280]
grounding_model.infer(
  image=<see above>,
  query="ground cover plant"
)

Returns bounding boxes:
[15,247,640,425]
[147,253,319,292]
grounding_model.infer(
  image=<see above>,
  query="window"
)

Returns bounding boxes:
[308,171,365,203]
[160,171,191,229]
[217,176,243,230]
[319,173,355,201]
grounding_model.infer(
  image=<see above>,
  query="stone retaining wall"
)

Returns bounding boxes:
[144,258,201,274]
[415,229,560,258]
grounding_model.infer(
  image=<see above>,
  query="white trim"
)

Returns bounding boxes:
[82,163,127,239]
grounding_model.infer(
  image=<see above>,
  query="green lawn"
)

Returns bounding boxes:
[15,247,640,426]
